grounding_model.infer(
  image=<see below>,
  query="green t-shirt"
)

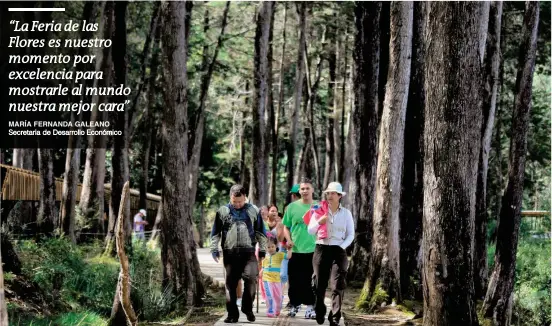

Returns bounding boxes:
[282,200,317,253]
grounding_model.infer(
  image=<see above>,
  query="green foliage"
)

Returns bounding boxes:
[16,237,119,315]
[12,237,176,323]
[9,311,107,326]
[512,238,551,325]
[127,242,184,321]
[355,281,389,312]
[4,272,15,282]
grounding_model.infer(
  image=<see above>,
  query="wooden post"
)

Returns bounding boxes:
[115,181,137,326]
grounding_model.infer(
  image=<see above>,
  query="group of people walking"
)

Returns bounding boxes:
[210,178,355,326]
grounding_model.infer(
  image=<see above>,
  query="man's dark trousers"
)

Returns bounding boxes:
[312,244,348,324]
[288,252,315,307]
[223,251,258,318]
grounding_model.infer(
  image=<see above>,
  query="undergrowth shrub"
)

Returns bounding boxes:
[487,217,551,326]
[130,240,183,320]
[13,237,174,322]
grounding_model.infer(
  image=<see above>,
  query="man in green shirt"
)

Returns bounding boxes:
[282,177,317,319]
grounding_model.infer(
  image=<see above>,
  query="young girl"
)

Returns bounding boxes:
[262,236,292,317]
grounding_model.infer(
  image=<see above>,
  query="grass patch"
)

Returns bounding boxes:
[9,311,107,326]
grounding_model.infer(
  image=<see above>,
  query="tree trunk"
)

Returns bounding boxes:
[37,149,56,236]
[422,3,484,325]
[148,196,163,244]
[240,81,250,188]
[111,182,137,326]
[250,2,274,206]
[478,2,491,64]
[128,1,161,140]
[60,144,79,244]
[107,3,132,324]
[474,1,503,299]
[359,2,412,308]
[11,149,34,229]
[266,5,276,194]
[287,2,306,191]
[304,32,324,192]
[198,205,205,248]
[377,2,391,126]
[0,254,7,326]
[347,2,381,285]
[138,5,161,211]
[324,15,337,189]
[399,1,425,301]
[105,0,131,259]
[490,66,505,225]
[482,2,539,325]
[79,0,114,237]
[60,1,97,243]
[160,1,205,306]
[269,3,285,206]
[337,28,349,184]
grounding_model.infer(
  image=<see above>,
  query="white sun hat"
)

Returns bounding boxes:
[139,209,147,216]
[322,182,346,196]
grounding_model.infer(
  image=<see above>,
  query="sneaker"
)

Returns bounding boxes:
[288,305,299,317]
[236,298,242,307]
[267,313,275,318]
[223,316,238,323]
[243,311,255,322]
[305,305,316,319]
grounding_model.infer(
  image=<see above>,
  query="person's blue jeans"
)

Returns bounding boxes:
[280,258,289,284]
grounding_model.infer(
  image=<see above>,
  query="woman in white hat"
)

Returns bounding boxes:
[307,182,354,326]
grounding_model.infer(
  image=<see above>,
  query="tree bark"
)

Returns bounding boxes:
[79,1,114,237]
[474,1,503,299]
[11,149,34,229]
[60,1,97,244]
[240,80,250,188]
[37,149,56,236]
[105,0,131,259]
[347,2,381,285]
[323,14,337,189]
[478,2,491,64]
[198,205,205,248]
[128,1,161,140]
[359,2,412,308]
[422,3,484,325]
[250,1,274,206]
[482,2,539,325]
[377,2,391,126]
[160,1,205,306]
[111,182,137,326]
[0,254,7,326]
[148,196,163,244]
[399,1,425,301]
[138,5,161,211]
[107,3,132,324]
[337,28,349,184]
[287,2,306,189]
[268,3,284,206]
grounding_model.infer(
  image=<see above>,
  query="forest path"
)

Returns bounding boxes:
[197,248,343,326]
[198,248,418,325]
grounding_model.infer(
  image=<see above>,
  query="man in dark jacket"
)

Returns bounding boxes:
[211,184,267,323]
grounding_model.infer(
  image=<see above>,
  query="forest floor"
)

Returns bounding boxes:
[341,287,422,326]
